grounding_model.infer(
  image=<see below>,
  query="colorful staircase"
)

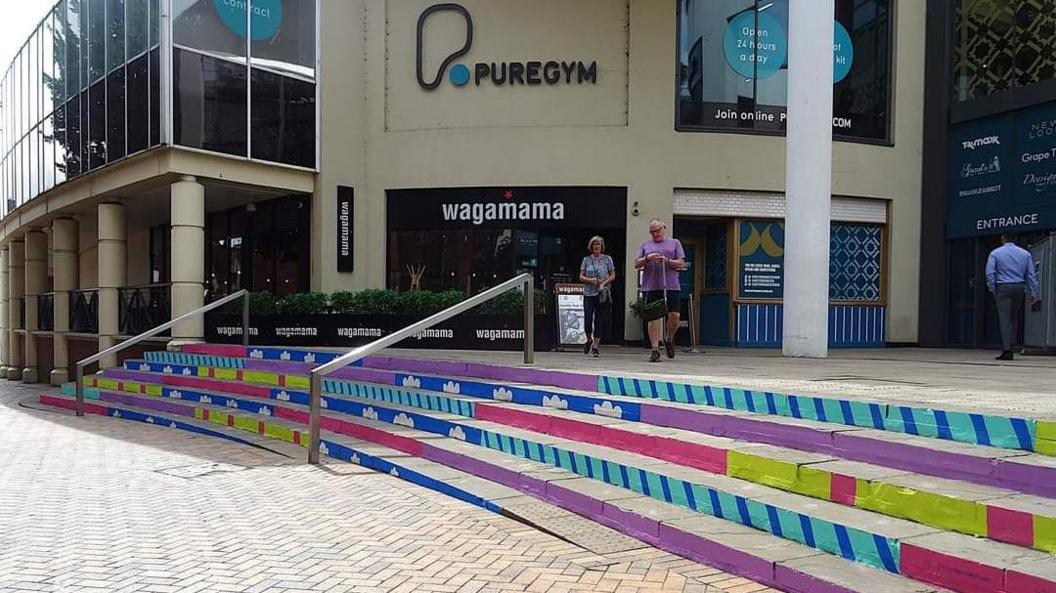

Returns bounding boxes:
[41,344,1056,593]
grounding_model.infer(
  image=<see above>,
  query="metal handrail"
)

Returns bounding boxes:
[75,289,251,417]
[306,274,535,463]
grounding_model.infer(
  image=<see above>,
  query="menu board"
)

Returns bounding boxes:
[738,220,785,299]
[554,283,588,346]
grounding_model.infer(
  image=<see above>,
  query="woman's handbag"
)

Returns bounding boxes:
[638,257,668,322]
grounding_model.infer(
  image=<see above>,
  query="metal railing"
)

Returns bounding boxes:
[70,289,99,333]
[38,293,55,332]
[75,289,251,417]
[119,284,172,336]
[306,274,535,463]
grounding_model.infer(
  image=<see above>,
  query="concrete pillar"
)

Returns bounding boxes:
[170,176,206,345]
[0,247,8,375]
[782,1,835,359]
[7,240,24,380]
[51,218,79,385]
[22,231,48,383]
[97,203,127,368]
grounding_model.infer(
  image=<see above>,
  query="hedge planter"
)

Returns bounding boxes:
[205,313,556,351]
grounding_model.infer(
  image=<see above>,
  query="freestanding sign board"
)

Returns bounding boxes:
[554,283,587,346]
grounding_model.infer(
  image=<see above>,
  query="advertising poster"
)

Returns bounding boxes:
[738,220,784,299]
[554,283,587,346]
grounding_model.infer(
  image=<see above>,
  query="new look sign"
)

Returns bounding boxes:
[416,3,598,90]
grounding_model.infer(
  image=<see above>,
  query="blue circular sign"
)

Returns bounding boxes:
[722,11,787,80]
[449,64,471,87]
[832,21,854,83]
[213,0,283,41]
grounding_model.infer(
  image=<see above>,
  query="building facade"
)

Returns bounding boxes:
[0,0,926,383]
[920,0,1056,348]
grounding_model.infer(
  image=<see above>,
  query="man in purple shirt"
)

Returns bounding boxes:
[634,219,685,362]
[986,233,1040,360]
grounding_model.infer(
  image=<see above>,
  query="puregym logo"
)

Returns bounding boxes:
[415,2,598,91]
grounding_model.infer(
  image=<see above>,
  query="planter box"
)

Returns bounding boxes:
[204,313,556,351]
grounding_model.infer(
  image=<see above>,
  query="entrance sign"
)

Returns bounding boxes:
[947,102,1056,237]
[554,283,587,346]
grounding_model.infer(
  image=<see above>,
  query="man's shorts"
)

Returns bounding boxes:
[643,290,681,314]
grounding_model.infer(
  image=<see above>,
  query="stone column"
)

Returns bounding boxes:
[170,176,206,346]
[51,218,79,385]
[97,203,127,369]
[0,247,8,376]
[7,240,24,380]
[782,1,835,358]
[22,231,48,383]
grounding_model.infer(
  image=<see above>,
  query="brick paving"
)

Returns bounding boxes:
[0,382,778,593]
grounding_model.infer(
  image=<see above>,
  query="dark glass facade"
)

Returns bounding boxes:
[0,0,317,219]
[0,0,162,216]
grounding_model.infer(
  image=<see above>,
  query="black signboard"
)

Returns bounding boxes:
[337,186,354,272]
[387,187,627,230]
[738,220,785,299]
[948,102,1056,237]
[554,283,587,346]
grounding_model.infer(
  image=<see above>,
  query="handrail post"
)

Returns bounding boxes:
[523,277,534,365]
[241,292,250,348]
[75,363,85,417]
[308,371,322,464]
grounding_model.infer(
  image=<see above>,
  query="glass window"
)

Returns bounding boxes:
[29,32,40,132]
[79,89,89,171]
[251,0,315,79]
[80,0,90,90]
[126,54,148,153]
[88,80,106,168]
[43,115,56,192]
[55,105,68,184]
[149,0,159,47]
[954,0,1056,102]
[274,196,309,295]
[149,47,159,146]
[107,0,125,71]
[107,67,125,161]
[29,125,39,199]
[127,0,148,58]
[89,0,105,82]
[44,12,57,118]
[250,68,315,167]
[173,48,247,156]
[66,95,82,177]
[65,0,81,99]
[676,0,891,142]
[173,0,248,62]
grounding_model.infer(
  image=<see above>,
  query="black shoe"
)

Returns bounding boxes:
[995,351,1014,361]
[649,349,661,363]
[583,339,592,355]
[665,339,676,359]
[590,348,599,358]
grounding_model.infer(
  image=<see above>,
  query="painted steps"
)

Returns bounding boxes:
[82,367,1056,555]
[179,344,1056,458]
[42,387,960,593]
[128,354,1056,501]
[64,372,1056,593]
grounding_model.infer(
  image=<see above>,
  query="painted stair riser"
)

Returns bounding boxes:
[79,373,1056,556]
[74,382,1056,593]
[160,348,1056,458]
[47,389,1053,593]
[108,363,1056,500]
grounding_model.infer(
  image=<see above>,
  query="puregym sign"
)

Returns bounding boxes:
[415,3,598,91]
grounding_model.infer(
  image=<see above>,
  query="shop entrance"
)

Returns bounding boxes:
[947,232,1049,349]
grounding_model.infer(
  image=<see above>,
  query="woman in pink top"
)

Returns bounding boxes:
[634,219,685,362]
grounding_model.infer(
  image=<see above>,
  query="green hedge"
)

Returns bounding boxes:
[216,288,546,316]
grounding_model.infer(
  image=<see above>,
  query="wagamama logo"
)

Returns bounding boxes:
[962,136,1001,151]
[416,3,598,90]
[441,190,565,225]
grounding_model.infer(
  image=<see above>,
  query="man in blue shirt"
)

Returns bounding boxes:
[986,233,1040,360]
